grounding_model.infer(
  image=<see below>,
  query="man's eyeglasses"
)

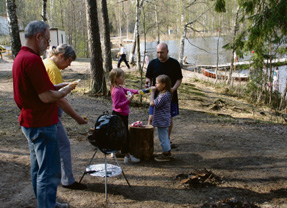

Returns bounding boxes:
[41,34,51,44]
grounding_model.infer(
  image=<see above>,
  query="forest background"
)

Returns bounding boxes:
[1,0,239,58]
[1,0,287,107]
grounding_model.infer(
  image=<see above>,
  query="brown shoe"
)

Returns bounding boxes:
[154,152,172,162]
[62,182,87,190]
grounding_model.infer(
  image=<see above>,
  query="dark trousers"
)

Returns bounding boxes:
[112,111,129,154]
[117,54,130,68]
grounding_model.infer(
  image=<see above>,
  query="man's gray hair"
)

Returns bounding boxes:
[24,20,49,39]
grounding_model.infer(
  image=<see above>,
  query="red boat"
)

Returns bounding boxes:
[201,68,249,81]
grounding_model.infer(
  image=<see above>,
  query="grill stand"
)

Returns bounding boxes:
[79,148,131,201]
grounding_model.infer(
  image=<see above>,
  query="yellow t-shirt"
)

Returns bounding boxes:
[43,58,64,84]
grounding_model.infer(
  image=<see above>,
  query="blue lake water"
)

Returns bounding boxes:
[124,38,287,93]
[125,37,248,65]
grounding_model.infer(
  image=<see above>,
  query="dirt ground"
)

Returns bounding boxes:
[1,58,287,208]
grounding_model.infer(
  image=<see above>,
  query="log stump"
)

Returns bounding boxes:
[129,125,154,161]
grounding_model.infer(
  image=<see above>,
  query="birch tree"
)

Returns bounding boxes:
[6,0,21,58]
[216,0,287,107]
[128,0,145,65]
[226,6,240,85]
[154,3,160,44]
[50,0,55,27]
[178,0,212,66]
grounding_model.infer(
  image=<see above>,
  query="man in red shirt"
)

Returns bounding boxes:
[13,20,74,208]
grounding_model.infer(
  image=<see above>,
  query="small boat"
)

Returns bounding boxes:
[201,68,249,81]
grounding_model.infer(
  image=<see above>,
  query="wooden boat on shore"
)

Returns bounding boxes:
[201,68,249,81]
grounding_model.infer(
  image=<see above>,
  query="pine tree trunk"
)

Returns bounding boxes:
[42,0,47,21]
[6,0,21,58]
[41,0,48,59]
[85,0,107,95]
[101,0,112,72]
[136,0,141,71]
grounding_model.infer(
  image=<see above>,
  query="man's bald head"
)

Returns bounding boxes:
[156,43,169,62]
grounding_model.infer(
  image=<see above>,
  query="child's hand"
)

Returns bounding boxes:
[151,86,156,92]
[128,93,134,100]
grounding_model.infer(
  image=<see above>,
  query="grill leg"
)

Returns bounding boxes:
[113,155,131,187]
[79,148,98,183]
[105,154,108,201]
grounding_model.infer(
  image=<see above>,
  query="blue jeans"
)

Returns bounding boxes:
[22,125,61,208]
[57,108,75,186]
[157,127,171,152]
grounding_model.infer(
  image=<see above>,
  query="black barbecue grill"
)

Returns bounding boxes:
[80,113,130,201]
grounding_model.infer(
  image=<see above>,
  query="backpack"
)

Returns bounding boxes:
[87,112,126,153]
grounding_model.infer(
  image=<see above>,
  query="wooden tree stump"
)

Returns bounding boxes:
[129,125,154,161]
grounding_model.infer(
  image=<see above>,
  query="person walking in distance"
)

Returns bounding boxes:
[44,44,88,190]
[12,20,75,208]
[145,43,183,148]
[117,43,130,69]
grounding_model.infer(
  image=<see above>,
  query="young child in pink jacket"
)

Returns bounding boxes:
[109,68,140,163]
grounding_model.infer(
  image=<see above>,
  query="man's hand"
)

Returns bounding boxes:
[60,84,76,96]
[76,116,88,125]
[145,78,151,88]
[55,82,68,90]
[171,79,182,93]
[39,84,75,103]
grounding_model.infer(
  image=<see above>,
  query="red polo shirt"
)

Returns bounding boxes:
[13,46,58,128]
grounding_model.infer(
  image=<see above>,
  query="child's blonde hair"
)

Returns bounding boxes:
[156,75,172,93]
[109,68,124,90]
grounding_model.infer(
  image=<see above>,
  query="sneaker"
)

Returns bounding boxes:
[62,181,87,190]
[124,156,129,163]
[124,155,140,163]
[130,155,140,163]
[55,202,69,208]
[154,153,172,162]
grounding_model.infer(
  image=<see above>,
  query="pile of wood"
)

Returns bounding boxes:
[201,197,260,208]
[176,168,223,188]
[210,99,226,111]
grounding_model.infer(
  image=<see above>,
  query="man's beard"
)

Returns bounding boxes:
[39,41,47,56]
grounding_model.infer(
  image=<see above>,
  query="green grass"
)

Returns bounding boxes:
[0,35,10,46]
